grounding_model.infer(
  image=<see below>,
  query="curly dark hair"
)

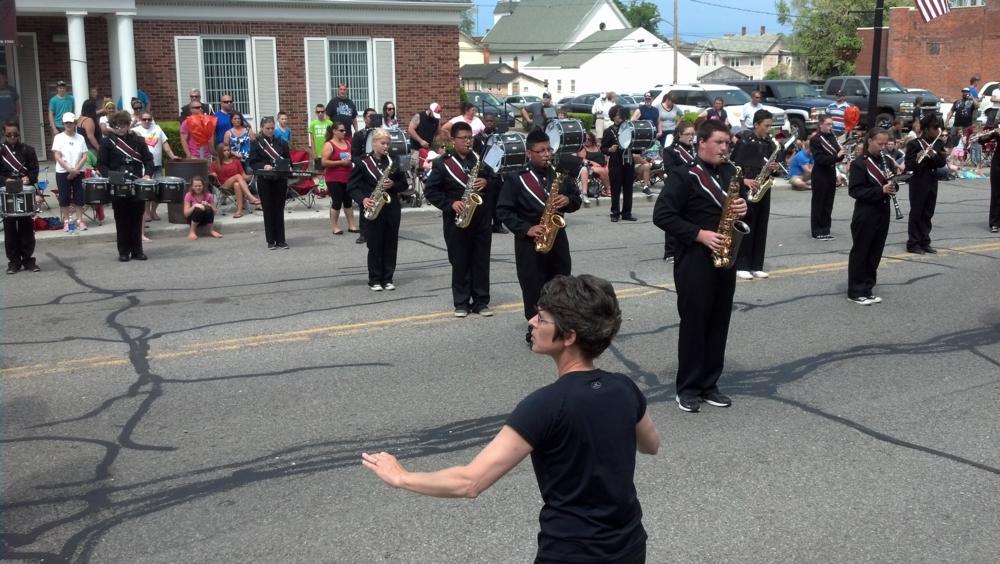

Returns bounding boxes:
[536,274,621,359]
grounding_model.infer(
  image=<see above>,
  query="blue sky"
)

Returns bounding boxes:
[472,0,793,41]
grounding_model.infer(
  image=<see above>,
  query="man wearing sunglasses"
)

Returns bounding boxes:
[1,122,41,274]
[308,103,334,189]
[179,88,213,122]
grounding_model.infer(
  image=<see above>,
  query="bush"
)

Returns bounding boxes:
[158,120,184,158]
[567,112,595,130]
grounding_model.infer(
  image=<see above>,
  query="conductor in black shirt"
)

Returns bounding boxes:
[653,119,748,413]
[98,111,155,262]
[362,274,660,564]
[247,116,292,250]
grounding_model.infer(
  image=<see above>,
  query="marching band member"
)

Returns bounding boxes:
[247,116,291,250]
[977,126,1000,233]
[497,129,583,320]
[97,111,154,262]
[660,122,697,261]
[653,119,748,412]
[731,109,778,280]
[2,121,40,273]
[846,128,894,306]
[600,105,636,222]
[809,116,845,240]
[348,128,407,292]
[423,122,499,317]
[903,114,947,255]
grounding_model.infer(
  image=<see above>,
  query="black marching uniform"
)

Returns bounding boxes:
[351,127,375,162]
[847,154,892,300]
[730,131,775,272]
[809,132,844,238]
[903,134,947,252]
[1,140,40,271]
[497,164,583,319]
[661,141,696,259]
[653,159,737,399]
[423,151,500,312]
[348,153,407,287]
[247,135,292,248]
[979,130,1000,231]
[97,132,154,260]
[601,123,635,220]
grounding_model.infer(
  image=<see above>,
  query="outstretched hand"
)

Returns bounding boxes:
[361,451,407,488]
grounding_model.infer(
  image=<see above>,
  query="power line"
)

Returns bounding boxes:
[689,0,798,17]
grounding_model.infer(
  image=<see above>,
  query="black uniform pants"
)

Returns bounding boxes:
[443,215,492,310]
[4,216,36,268]
[811,166,837,236]
[608,159,634,218]
[736,190,771,271]
[673,245,736,398]
[990,161,1000,229]
[112,197,145,257]
[513,230,571,319]
[362,205,401,285]
[258,177,287,245]
[907,178,938,250]
[848,201,889,298]
[485,178,503,229]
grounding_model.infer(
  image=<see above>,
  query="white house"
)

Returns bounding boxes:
[692,27,806,81]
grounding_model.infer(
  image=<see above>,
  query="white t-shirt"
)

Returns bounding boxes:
[132,124,168,166]
[740,102,764,130]
[51,131,89,173]
[447,115,485,136]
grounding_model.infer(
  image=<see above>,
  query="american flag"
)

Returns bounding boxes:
[914,0,951,23]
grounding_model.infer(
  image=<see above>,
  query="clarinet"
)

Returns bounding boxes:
[881,153,905,220]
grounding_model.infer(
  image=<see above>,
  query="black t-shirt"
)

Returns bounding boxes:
[506,369,647,563]
[326,96,359,134]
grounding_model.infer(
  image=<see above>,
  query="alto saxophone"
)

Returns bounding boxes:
[364,157,395,220]
[749,138,781,203]
[534,165,567,254]
[712,158,751,269]
[454,152,484,228]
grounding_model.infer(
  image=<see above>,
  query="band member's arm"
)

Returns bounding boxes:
[652,173,701,244]
[904,139,938,173]
[346,162,371,207]
[848,159,890,203]
[246,141,267,172]
[636,412,660,455]
[809,136,838,166]
[520,107,531,125]
[421,159,452,211]
[599,129,617,154]
[24,146,40,185]
[496,176,533,237]
[96,141,112,177]
[559,174,583,213]
[407,114,427,148]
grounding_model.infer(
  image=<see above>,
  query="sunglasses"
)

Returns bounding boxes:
[222,100,233,103]
[5,132,20,137]
[141,118,152,122]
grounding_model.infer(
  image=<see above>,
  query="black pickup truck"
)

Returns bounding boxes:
[723,80,832,139]
[821,76,941,130]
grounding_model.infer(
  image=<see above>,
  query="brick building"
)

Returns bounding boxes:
[855,1,997,101]
[5,0,467,159]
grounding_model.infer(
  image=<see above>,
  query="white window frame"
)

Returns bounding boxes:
[199,35,258,123]
[327,36,376,109]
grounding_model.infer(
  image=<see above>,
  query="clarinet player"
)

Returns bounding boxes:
[846,128,894,306]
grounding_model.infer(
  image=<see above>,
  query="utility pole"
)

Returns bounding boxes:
[673,0,679,84]
[866,0,885,129]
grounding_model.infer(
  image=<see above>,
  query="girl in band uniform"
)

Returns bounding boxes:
[903,114,947,254]
[247,116,291,250]
[846,128,895,305]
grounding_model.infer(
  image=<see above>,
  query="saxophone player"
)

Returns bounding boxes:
[497,129,583,320]
[424,122,500,317]
[730,110,778,280]
[653,120,748,413]
[903,114,947,255]
[348,128,407,291]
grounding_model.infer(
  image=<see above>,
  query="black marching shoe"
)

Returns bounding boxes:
[675,395,701,413]
[132,253,148,261]
[268,243,278,250]
[906,246,925,255]
[27,262,40,272]
[277,242,290,249]
[7,263,19,274]
[991,226,999,233]
[610,214,620,223]
[921,245,937,254]
[119,255,130,262]
[702,391,732,407]
[356,235,366,244]
[621,214,637,221]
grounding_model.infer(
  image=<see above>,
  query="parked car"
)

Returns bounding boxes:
[820,76,940,130]
[721,80,834,139]
[560,93,601,114]
[505,94,542,110]
[649,83,789,133]
[465,91,517,126]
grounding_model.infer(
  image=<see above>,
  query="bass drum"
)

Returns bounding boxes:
[619,120,656,151]
[545,119,585,154]
[83,177,110,204]
[482,133,527,174]
[156,176,187,203]
[365,129,411,157]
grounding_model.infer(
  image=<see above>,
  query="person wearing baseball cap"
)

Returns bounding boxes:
[51,111,89,232]
[408,102,442,152]
[48,80,75,137]
[826,90,850,136]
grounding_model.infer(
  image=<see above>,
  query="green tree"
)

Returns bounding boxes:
[775,0,908,78]
[613,0,663,36]
[765,64,790,80]
[460,6,475,35]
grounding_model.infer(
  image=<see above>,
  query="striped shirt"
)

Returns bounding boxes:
[826,102,849,134]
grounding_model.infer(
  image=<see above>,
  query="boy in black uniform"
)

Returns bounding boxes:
[847,128,895,305]
[1,121,41,273]
[660,121,696,261]
[351,108,378,161]
[903,114,947,254]
[653,119,748,413]
[730,109,778,280]
[600,105,636,222]
[809,116,845,240]
[348,128,408,291]
[247,116,292,250]
[423,122,500,317]
[97,111,155,262]
[497,129,583,320]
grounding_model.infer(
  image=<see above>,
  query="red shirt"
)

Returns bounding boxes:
[211,159,245,184]
[324,139,352,184]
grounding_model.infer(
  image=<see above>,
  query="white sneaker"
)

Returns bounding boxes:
[369,284,383,292]
[382,282,396,291]
[752,271,769,279]
[736,270,754,280]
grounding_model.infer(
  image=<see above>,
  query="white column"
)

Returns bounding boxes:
[116,12,137,109]
[66,11,89,114]
[107,15,120,102]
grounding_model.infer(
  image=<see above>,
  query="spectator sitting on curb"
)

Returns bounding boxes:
[184,176,222,240]
[787,141,814,191]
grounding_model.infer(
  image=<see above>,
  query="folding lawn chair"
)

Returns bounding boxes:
[285,150,321,212]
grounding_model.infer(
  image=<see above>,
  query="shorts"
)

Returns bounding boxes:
[56,172,85,207]
[327,181,352,209]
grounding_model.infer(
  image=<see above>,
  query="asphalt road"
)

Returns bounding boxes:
[2,179,999,563]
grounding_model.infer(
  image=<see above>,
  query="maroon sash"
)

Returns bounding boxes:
[817,133,840,156]
[688,164,727,208]
[674,144,694,164]
[863,155,889,185]
[442,155,470,187]
[260,137,282,163]
[362,155,383,182]
[519,170,548,205]
[1,144,27,176]
[112,135,142,162]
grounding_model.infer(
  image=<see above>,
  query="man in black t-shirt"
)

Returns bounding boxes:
[325,82,359,136]
[946,88,978,149]
[362,274,660,564]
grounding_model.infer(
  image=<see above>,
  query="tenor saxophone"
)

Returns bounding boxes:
[454,152,484,228]
[364,157,395,220]
[749,138,781,203]
[534,165,567,254]
[712,158,751,269]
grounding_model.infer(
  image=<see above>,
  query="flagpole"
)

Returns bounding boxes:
[866,0,885,130]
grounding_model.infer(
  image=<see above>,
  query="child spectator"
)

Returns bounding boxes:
[274,111,292,145]
[183,176,222,240]
[788,142,814,191]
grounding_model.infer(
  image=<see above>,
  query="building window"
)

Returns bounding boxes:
[927,42,941,55]
[202,38,252,116]
[557,79,562,93]
[329,39,371,108]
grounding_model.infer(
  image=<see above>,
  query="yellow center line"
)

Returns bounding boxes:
[3,242,998,379]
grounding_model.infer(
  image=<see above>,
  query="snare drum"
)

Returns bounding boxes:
[109,179,135,199]
[618,120,656,151]
[134,179,159,201]
[156,176,187,203]
[83,177,110,204]
[365,129,411,157]
[483,133,528,174]
[545,119,586,154]
[1,183,37,217]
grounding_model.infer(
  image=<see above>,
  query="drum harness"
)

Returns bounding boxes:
[111,135,146,178]
[2,144,29,182]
